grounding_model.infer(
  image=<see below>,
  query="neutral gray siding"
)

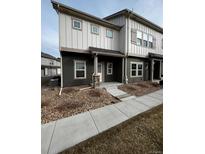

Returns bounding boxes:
[61,52,94,87]
[61,52,123,87]
[127,57,150,83]
[59,13,120,52]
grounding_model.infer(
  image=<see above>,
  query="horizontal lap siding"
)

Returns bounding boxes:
[59,13,120,52]
[128,19,163,57]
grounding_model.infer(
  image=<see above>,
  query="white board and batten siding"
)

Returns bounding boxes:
[59,13,120,51]
[107,16,126,52]
[128,19,163,57]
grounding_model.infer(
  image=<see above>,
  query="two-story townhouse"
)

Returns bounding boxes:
[41,52,61,85]
[104,9,163,83]
[52,1,163,88]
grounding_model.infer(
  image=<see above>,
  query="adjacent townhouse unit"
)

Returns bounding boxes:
[52,1,163,88]
[41,52,61,85]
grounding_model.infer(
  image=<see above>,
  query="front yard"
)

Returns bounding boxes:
[61,104,163,154]
[118,81,161,96]
[41,86,119,124]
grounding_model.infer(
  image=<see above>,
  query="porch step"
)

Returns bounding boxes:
[117,94,131,100]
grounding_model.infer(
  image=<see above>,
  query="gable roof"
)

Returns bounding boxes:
[104,9,163,33]
[51,1,121,31]
[41,52,60,61]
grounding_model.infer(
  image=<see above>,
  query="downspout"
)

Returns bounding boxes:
[125,11,131,84]
[56,4,63,95]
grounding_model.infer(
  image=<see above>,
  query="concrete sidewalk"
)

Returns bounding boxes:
[42,89,163,154]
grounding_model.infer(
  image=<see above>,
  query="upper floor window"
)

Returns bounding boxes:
[161,38,163,49]
[106,29,113,38]
[148,35,153,48]
[137,31,142,46]
[143,33,148,47]
[72,19,82,30]
[91,25,99,35]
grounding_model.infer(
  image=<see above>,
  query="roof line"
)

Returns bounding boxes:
[104,9,163,33]
[51,0,121,30]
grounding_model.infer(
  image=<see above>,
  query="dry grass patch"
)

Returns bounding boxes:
[41,86,118,124]
[61,104,163,154]
[118,81,161,96]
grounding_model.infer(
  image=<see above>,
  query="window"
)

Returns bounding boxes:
[45,68,48,76]
[148,35,153,48]
[137,31,142,46]
[107,63,113,75]
[72,19,82,30]
[130,62,143,77]
[74,60,86,79]
[91,25,99,34]
[137,63,143,77]
[161,38,163,49]
[106,29,113,38]
[143,33,148,47]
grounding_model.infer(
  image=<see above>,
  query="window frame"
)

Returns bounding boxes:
[136,30,143,46]
[148,34,154,48]
[130,62,143,78]
[143,33,148,47]
[74,60,86,79]
[91,24,99,35]
[72,18,82,30]
[106,29,113,38]
[107,62,113,75]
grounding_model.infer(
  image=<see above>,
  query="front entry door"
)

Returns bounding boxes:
[98,63,103,82]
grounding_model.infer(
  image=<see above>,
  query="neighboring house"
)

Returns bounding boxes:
[41,52,61,85]
[52,1,163,88]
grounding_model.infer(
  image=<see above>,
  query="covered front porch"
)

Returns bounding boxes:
[90,47,125,87]
[149,53,163,82]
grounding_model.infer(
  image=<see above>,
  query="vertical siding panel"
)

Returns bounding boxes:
[66,15,72,48]
[59,13,66,47]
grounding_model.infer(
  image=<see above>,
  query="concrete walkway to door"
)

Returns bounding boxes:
[41,85,163,154]
[99,82,130,98]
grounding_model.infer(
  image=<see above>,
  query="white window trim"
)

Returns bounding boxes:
[107,62,113,75]
[72,19,82,30]
[106,29,113,38]
[130,62,143,78]
[91,24,99,35]
[74,60,86,79]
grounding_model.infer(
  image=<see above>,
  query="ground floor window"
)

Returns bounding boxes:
[74,60,86,79]
[107,62,113,75]
[130,62,143,77]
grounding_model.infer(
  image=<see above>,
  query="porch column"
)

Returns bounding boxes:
[159,60,162,80]
[151,59,154,82]
[125,57,128,84]
[93,54,100,88]
[122,58,124,83]
[94,54,98,75]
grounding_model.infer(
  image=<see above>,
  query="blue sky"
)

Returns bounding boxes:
[41,0,163,57]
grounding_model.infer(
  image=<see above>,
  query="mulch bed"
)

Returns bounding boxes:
[61,104,163,154]
[41,86,119,124]
[118,81,161,96]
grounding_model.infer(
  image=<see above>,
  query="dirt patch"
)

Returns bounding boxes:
[61,104,163,154]
[41,86,118,124]
[118,81,161,96]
